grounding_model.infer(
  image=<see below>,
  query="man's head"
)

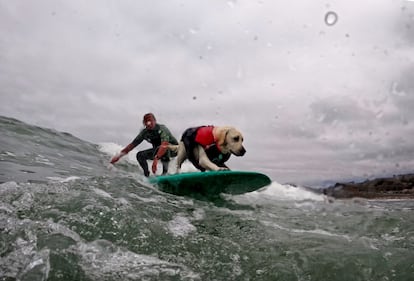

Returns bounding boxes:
[143,113,156,130]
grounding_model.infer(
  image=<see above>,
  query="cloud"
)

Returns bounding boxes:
[1,0,414,185]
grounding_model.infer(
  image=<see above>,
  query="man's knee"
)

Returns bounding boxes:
[169,149,177,158]
[136,150,149,161]
[136,151,143,160]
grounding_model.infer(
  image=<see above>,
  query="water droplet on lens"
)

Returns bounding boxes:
[324,11,338,26]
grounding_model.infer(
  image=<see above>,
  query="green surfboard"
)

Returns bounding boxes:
[148,170,271,197]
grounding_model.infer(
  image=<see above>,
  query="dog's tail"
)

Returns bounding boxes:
[168,144,179,152]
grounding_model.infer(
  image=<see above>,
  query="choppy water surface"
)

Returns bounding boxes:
[1,116,413,281]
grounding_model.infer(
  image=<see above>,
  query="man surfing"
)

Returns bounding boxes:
[110,113,178,176]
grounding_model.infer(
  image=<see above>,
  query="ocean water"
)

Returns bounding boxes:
[1,115,413,281]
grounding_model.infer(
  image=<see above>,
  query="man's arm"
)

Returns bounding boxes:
[155,125,177,159]
[110,130,145,164]
[151,125,177,173]
[151,141,169,174]
[110,143,135,164]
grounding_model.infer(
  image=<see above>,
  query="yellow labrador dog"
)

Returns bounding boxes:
[169,125,246,173]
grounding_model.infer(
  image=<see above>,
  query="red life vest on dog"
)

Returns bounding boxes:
[194,126,220,151]
[180,126,229,171]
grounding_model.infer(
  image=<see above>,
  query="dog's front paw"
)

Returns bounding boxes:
[217,167,229,171]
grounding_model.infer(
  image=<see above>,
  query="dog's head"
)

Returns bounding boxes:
[215,127,246,156]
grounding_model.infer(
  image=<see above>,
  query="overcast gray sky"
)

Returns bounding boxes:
[1,0,413,186]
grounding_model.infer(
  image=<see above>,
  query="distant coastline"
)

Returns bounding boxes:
[322,173,414,199]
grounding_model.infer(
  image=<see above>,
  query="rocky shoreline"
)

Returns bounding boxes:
[322,173,414,199]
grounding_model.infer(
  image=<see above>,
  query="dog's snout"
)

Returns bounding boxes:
[235,147,246,156]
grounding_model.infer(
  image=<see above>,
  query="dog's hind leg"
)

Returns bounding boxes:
[174,141,187,173]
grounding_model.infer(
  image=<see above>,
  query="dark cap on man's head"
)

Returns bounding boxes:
[143,113,156,123]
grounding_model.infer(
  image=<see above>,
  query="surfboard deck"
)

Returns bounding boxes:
[148,170,271,197]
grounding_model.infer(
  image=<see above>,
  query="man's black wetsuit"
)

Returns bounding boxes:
[129,124,178,176]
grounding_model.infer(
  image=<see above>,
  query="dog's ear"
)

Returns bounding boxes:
[215,127,232,151]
